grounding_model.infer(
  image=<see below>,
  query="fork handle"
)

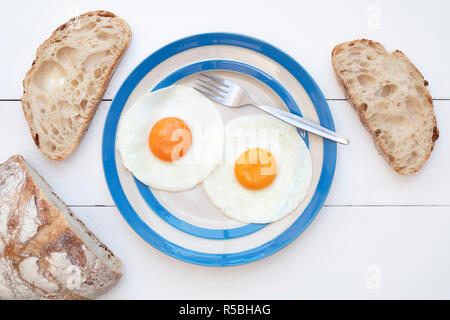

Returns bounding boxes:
[252,103,349,145]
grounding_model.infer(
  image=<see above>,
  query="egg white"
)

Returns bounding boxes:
[202,115,312,223]
[117,85,224,191]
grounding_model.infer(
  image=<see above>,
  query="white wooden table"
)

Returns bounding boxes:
[2,0,450,299]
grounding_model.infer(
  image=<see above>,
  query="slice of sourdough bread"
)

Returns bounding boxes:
[0,155,122,299]
[332,39,439,175]
[22,11,131,160]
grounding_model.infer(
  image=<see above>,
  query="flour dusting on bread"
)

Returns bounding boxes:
[0,155,122,300]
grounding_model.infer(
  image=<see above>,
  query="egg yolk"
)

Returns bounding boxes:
[149,117,192,162]
[234,148,278,190]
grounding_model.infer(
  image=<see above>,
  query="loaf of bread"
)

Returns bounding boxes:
[22,11,131,160]
[331,39,439,174]
[0,155,122,299]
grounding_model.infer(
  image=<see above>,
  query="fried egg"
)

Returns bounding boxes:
[202,115,312,223]
[117,85,224,191]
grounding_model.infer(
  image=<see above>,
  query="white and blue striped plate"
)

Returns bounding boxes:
[102,33,336,266]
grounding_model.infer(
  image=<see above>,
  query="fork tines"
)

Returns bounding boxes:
[193,73,229,101]
[199,73,229,87]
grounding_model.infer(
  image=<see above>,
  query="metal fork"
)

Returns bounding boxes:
[193,73,349,145]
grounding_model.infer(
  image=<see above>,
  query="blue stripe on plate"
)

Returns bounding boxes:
[102,33,336,266]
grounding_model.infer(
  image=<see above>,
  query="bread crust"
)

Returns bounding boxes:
[21,11,131,160]
[331,39,439,174]
[0,155,122,299]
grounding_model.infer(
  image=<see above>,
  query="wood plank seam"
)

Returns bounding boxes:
[1,99,450,101]
[66,204,450,208]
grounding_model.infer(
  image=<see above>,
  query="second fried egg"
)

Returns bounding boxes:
[203,115,312,223]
